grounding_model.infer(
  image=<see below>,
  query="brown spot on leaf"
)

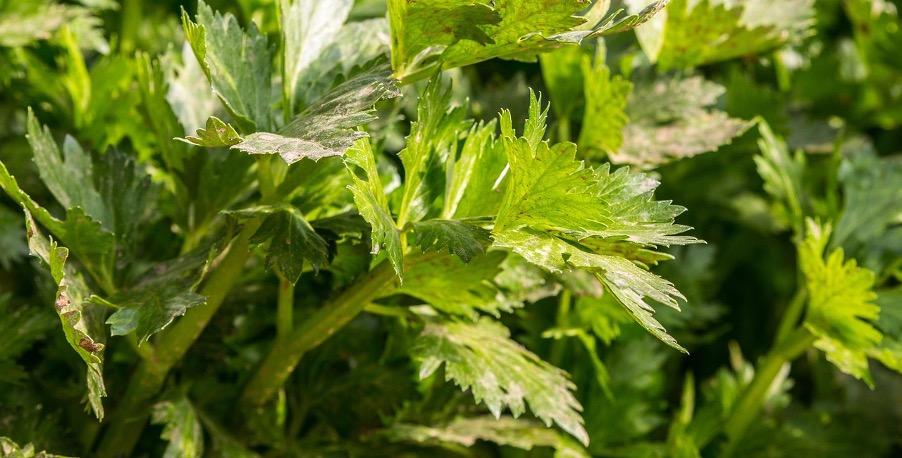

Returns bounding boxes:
[79,338,103,353]
[55,294,69,311]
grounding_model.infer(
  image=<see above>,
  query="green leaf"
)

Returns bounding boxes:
[0,1,102,50]
[161,42,220,139]
[151,395,204,458]
[577,55,633,157]
[387,416,589,456]
[178,116,242,148]
[280,0,354,117]
[0,205,28,269]
[0,437,73,458]
[493,93,698,352]
[409,219,491,263]
[25,212,106,420]
[0,161,116,291]
[0,294,56,386]
[396,251,514,319]
[234,63,400,164]
[287,18,392,110]
[27,109,109,225]
[800,220,882,387]
[101,245,214,344]
[388,0,501,72]
[389,0,670,81]
[182,0,273,133]
[397,73,469,226]
[611,75,752,169]
[832,148,902,253]
[345,138,404,279]
[229,205,329,284]
[135,51,195,172]
[443,120,508,219]
[754,120,808,234]
[412,317,588,445]
[631,0,815,71]
[539,45,590,121]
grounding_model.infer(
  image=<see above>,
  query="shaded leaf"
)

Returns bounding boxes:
[396,251,514,319]
[754,120,808,234]
[102,246,214,344]
[409,219,491,263]
[229,205,329,284]
[443,120,508,219]
[151,395,204,458]
[0,161,116,291]
[577,55,633,157]
[397,73,469,226]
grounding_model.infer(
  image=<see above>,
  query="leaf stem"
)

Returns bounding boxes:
[773,288,807,345]
[96,220,260,455]
[549,289,572,365]
[238,259,398,407]
[276,268,294,339]
[119,0,141,54]
[720,326,816,457]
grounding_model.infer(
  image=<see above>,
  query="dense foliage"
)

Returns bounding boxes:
[0,0,901,456]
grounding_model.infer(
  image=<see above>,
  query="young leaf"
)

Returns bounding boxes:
[25,211,106,420]
[611,75,752,169]
[754,120,808,234]
[800,220,882,387]
[442,120,508,219]
[135,51,195,172]
[577,55,633,157]
[0,437,70,458]
[182,0,273,133]
[234,63,400,164]
[413,317,589,445]
[408,219,491,263]
[179,116,242,148]
[151,396,204,458]
[345,138,404,279]
[395,251,513,319]
[397,73,469,226]
[387,416,589,456]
